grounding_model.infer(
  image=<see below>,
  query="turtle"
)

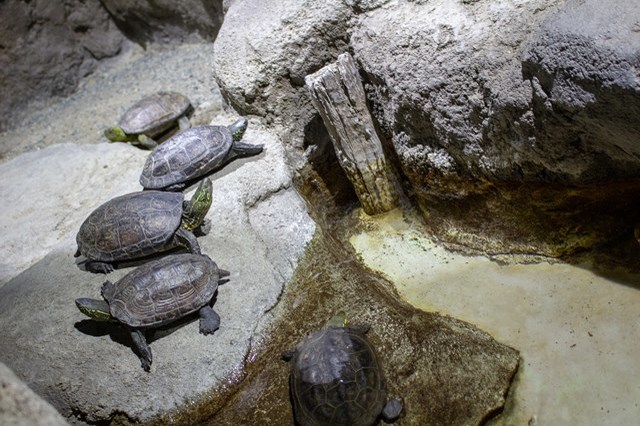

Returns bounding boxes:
[283,314,403,426]
[75,253,229,371]
[139,118,264,191]
[104,91,193,149]
[74,178,213,274]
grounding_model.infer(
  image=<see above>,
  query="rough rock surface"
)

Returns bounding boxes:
[214,0,640,256]
[0,127,316,422]
[101,0,224,45]
[0,362,69,426]
[0,0,124,131]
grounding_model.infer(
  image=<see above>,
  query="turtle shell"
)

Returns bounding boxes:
[290,326,387,426]
[76,191,183,262]
[103,254,220,328]
[119,91,191,137]
[139,125,232,189]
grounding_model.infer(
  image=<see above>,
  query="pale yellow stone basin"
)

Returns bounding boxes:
[349,209,640,425]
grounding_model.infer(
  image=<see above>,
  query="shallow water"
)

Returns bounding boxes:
[350,208,640,425]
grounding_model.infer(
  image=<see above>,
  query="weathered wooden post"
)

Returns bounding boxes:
[305,52,400,215]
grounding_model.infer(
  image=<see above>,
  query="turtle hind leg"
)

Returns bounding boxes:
[198,306,220,335]
[381,398,403,423]
[84,260,114,274]
[130,329,153,372]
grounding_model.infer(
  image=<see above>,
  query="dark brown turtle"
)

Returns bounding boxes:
[75,253,229,371]
[74,178,212,273]
[139,118,263,191]
[284,314,403,426]
[104,91,192,149]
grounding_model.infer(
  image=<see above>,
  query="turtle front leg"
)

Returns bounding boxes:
[137,134,158,149]
[194,219,211,237]
[130,329,153,371]
[382,398,404,423]
[174,227,201,255]
[198,306,220,335]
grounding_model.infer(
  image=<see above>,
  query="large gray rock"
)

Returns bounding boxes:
[213,0,351,147]
[0,123,315,422]
[100,0,224,45]
[0,362,69,426]
[214,0,640,256]
[0,143,147,285]
[0,0,124,131]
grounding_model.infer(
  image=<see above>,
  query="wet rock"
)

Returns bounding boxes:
[0,124,315,422]
[214,0,640,256]
[0,362,69,426]
[101,0,225,45]
[0,0,124,131]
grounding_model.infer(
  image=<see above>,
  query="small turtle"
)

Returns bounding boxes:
[104,91,193,149]
[284,314,403,426]
[75,178,212,274]
[75,253,229,371]
[139,118,264,191]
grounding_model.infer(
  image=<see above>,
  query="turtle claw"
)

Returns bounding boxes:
[141,358,152,372]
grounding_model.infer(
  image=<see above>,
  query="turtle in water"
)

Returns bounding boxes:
[139,118,264,191]
[75,253,229,371]
[283,314,403,425]
[75,178,213,273]
[104,91,192,149]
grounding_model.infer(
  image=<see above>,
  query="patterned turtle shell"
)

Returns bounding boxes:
[119,91,191,137]
[102,253,220,328]
[139,125,234,190]
[76,190,183,262]
[289,325,387,426]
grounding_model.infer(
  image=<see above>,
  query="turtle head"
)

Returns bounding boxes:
[228,118,248,142]
[75,298,112,322]
[182,178,213,230]
[327,311,348,328]
[104,127,129,142]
